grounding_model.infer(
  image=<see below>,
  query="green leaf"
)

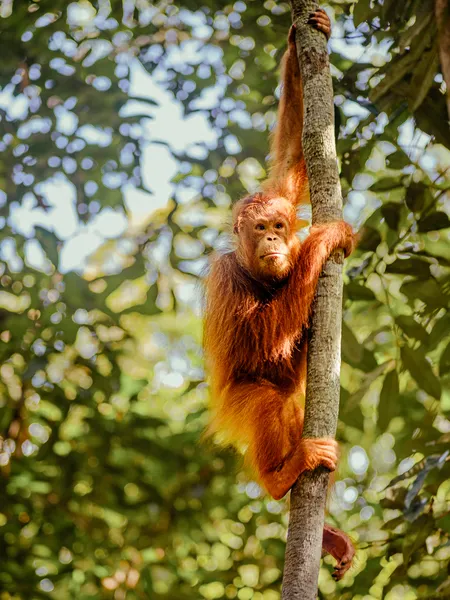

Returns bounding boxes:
[380,487,407,509]
[339,387,364,430]
[396,315,428,343]
[415,88,450,148]
[378,369,399,430]
[343,360,392,412]
[358,226,381,252]
[403,514,435,565]
[185,408,206,425]
[353,0,372,26]
[415,249,450,268]
[346,282,377,301]
[381,202,401,230]
[141,566,154,593]
[398,7,433,51]
[370,177,403,192]
[439,340,450,376]
[341,322,363,364]
[349,557,384,595]
[0,407,13,431]
[404,451,449,509]
[381,0,399,21]
[34,226,59,267]
[418,211,450,232]
[386,150,410,170]
[410,43,440,112]
[120,284,162,316]
[401,279,448,310]
[401,345,441,399]
[371,26,434,104]
[386,258,430,279]
[405,182,427,212]
[429,314,450,349]
[382,515,404,531]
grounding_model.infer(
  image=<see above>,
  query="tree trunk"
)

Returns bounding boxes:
[435,0,450,120]
[282,2,344,599]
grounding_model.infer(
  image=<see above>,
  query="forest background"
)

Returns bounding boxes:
[0,1,450,599]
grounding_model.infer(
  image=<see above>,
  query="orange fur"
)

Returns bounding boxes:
[204,223,354,494]
[263,28,308,205]
[204,11,355,580]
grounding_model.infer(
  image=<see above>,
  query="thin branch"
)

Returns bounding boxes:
[282,1,345,598]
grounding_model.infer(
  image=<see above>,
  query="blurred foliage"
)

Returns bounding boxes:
[0,1,449,599]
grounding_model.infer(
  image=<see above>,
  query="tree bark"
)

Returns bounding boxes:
[282,2,344,599]
[435,0,450,120]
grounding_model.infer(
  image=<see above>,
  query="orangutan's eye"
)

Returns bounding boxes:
[275,222,284,229]
[255,223,265,231]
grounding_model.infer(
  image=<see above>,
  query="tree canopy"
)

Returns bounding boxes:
[0,1,449,599]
